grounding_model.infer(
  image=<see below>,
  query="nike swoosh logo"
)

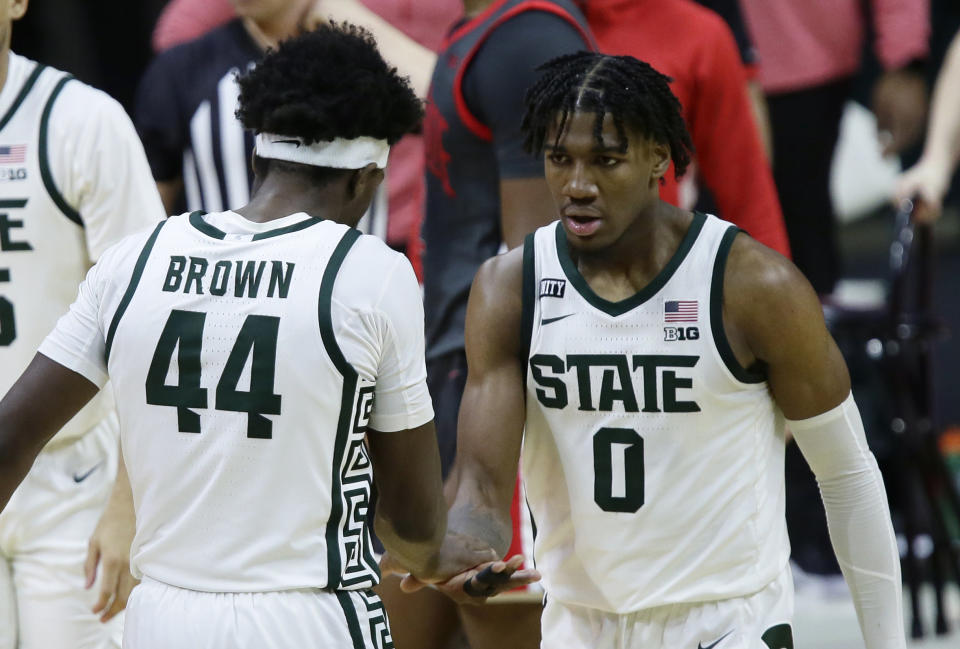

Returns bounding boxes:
[274,139,302,147]
[541,314,574,325]
[698,630,734,649]
[73,461,103,483]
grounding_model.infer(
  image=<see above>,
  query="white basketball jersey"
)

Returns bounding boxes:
[41,210,433,592]
[0,58,111,445]
[521,214,789,614]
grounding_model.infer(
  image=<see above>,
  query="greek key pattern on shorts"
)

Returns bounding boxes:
[359,590,394,649]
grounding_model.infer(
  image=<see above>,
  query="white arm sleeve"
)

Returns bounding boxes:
[49,82,165,261]
[368,255,434,433]
[37,262,109,387]
[788,393,905,649]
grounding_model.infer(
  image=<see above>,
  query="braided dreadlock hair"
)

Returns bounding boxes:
[522,52,694,180]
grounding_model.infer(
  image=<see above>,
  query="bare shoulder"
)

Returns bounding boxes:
[467,247,525,358]
[723,233,825,360]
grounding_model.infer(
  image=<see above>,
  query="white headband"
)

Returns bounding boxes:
[254,133,390,169]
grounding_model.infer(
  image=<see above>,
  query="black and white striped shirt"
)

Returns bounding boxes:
[135,19,386,238]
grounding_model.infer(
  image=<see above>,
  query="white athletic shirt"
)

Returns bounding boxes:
[0,52,163,447]
[521,214,789,614]
[40,210,433,592]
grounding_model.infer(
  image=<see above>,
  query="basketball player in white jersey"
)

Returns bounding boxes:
[0,0,165,646]
[404,53,906,649]
[0,24,532,649]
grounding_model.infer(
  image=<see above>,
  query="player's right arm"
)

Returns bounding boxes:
[401,248,540,602]
[0,248,117,512]
[445,249,527,554]
[0,355,100,513]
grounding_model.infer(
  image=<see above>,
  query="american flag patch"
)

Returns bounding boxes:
[665,300,698,322]
[0,145,26,164]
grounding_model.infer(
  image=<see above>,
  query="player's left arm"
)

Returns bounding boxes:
[49,84,166,261]
[724,233,905,649]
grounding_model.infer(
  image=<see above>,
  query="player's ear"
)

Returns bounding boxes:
[10,0,28,21]
[650,141,671,181]
[348,163,384,201]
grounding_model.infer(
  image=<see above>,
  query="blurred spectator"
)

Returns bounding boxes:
[152,0,235,52]
[695,0,772,159]
[580,0,791,257]
[896,29,960,223]
[148,0,455,255]
[410,4,593,649]
[136,0,319,216]
[741,0,930,295]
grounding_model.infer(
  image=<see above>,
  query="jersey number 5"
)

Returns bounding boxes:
[145,309,282,438]
[593,427,645,513]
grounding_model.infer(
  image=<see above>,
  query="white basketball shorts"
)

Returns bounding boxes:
[0,415,122,649]
[541,563,795,649]
[123,578,394,649]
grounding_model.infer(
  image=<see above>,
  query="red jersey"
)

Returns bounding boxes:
[582,0,790,257]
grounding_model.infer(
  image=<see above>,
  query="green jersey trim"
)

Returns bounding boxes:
[555,211,706,317]
[39,75,83,227]
[710,226,766,384]
[104,220,168,362]
[0,63,44,132]
[318,228,365,587]
[188,209,324,240]
[252,216,323,240]
[520,232,536,385]
[188,210,221,239]
[335,591,367,649]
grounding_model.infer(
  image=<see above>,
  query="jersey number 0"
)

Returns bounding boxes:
[593,427,644,513]
[145,309,282,438]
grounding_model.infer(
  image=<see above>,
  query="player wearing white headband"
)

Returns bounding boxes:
[0,23,535,649]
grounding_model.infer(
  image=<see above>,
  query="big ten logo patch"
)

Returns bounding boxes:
[354,384,375,433]
[664,326,700,342]
[539,278,566,299]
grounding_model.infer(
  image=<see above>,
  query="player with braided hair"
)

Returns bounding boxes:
[522,52,693,179]
[408,53,905,649]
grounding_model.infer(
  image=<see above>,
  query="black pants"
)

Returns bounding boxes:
[767,78,852,295]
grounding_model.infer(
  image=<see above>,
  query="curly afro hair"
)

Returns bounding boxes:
[522,52,694,180]
[236,22,423,146]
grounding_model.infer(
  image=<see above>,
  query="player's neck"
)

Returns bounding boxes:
[463,0,496,18]
[0,46,10,95]
[236,175,355,227]
[575,201,688,282]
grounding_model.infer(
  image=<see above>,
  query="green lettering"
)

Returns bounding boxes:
[210,261,231,296]
[0,211,32,252]
[162,256,186,292]
[267,261,295,298]
[234,261,265,298]
[598,356,638,412]
[529,354,568,409]
[632,356,661,413]
[185,257,208,295]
